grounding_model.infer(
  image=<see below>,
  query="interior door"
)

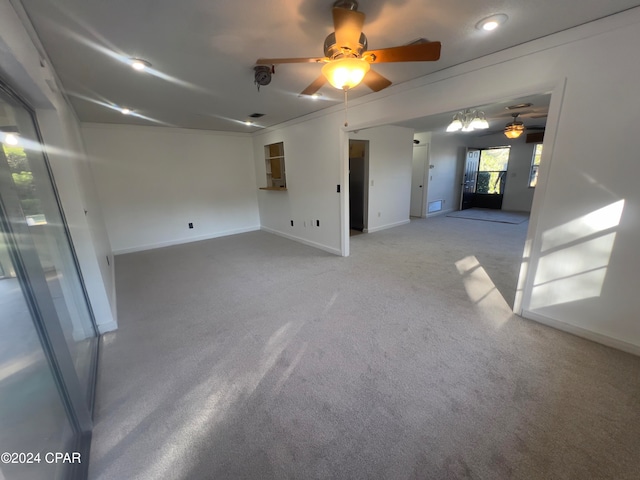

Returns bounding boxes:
[410,144,428,217]
[460,148,480,210]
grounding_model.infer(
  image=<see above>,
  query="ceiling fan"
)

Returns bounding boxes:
[255,0,441,96]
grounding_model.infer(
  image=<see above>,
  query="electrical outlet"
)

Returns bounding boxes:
[188,222,194,229]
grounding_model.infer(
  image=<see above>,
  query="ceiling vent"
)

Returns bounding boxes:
[249,113,265,118]
[506,103,533,110]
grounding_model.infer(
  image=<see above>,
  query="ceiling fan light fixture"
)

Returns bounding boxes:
[476,14,508,32]
[321,57,370,90]
[504,124,525,138]
[504,113,525,138]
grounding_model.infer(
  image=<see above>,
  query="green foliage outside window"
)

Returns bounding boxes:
[529,144,543,187]
[477,147,510,194]
[3,145,42,216]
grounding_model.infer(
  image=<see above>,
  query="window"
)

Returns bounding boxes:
[529,144,543,187]
[262,142,286,190]
[476,147,510,194]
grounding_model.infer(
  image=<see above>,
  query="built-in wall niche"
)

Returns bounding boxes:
[260,142,287,190]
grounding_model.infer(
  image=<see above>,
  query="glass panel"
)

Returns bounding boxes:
[0,93,96,405]
[476,171,506,194]
[529,144,543,187]
[477,147,510,195]
[478,147,510,171]
[0,232,75,480]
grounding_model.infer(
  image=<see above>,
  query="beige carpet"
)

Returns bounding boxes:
[447,208,529,224]
[89,216,640,480]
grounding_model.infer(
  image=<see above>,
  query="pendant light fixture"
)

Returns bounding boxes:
[446,109,489,132]
[504,113,525,139]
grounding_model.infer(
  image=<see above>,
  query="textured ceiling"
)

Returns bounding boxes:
[17,0,640,133]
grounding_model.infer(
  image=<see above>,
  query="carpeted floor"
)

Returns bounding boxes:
[447,208,529,224]
[89,216,640,480]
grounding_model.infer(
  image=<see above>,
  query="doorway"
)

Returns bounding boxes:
[349,140,368,234]
[460,146,510,210]
[410,142,429,217]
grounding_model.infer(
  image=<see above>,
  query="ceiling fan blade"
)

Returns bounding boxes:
[332,7,365,51]
[300,75,327,96]
[256,57,326,65]
[362,69,392,92]
[366,42,441,63]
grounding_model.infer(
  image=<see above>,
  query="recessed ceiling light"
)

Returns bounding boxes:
[121,108,131,115]
[476,14,508,32]
[130,58,151,71]
[311,93,323,100]
[244,121,252,126]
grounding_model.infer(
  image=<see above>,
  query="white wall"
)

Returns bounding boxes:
[350,126,414,232]
[252,114,344,255]
[333,8,640,352]
[469,132,538,212]
[0,0,116,332]
[426,132,467,215]
[82,124,260,254]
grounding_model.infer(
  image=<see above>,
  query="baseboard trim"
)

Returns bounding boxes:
[366,219,410,233]
[428,208,455,218]
[97,320,118,334]
[522,310,640,356]
[113,226,261,255]
[260,227,341,256]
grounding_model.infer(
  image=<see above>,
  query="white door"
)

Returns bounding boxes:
[410,144,428,217]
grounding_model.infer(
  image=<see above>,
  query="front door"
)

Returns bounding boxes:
[460,148,480,210]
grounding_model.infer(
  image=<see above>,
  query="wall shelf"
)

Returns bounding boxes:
[265,142,286,189]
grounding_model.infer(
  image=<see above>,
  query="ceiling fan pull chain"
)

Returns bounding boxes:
[344,88,349,127]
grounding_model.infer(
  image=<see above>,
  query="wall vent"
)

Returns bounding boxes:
[428,200,443,213]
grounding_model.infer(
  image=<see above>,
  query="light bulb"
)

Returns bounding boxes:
[322,58,370,90]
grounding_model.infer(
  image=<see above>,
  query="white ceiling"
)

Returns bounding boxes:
[17,0,640,133]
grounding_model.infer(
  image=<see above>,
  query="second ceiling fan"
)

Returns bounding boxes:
[256,0,441,96]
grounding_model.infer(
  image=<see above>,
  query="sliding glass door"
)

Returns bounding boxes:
[0,83,97,479]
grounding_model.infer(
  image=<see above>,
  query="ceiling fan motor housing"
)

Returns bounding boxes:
[333,0,358,11]
[324,32,368,59]
[254,65,272,86]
